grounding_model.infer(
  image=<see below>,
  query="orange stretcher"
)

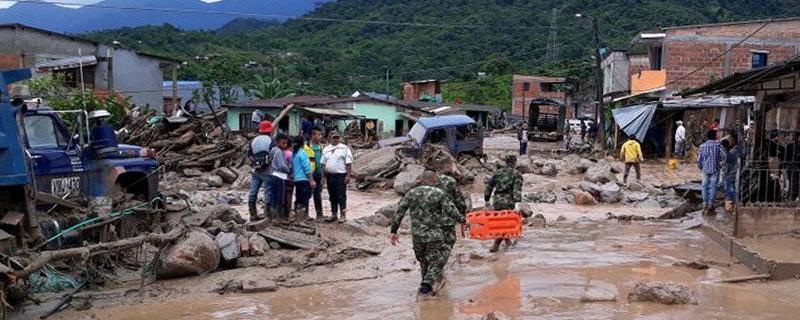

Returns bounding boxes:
[466,210,523,240]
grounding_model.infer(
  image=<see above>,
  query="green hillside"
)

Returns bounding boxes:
[83,0,800,109]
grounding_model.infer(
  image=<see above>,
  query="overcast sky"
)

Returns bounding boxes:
[0,0,222,9]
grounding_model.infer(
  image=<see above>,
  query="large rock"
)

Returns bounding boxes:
[204,205,246,225]
[393,165,436,195]
[213,167,238,184]
[580,284,619,303]
[352,146,400,179]
[538,163,558,177]
[584,161,618,184]
[524,191,557,203]
[157,229,220,279]
[248,233,269,256]
[182,168,202,177]
[515,203,534,218]
[599,182,623,203]
[579,181,603,197]
[626,192,649,203]
[376,203,398,219]
[216,232,241,262]
[202,174,225,188]
[628,282,695,305]
[572,190,598,206]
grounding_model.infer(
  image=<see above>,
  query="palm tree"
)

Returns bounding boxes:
[248,75,296,99]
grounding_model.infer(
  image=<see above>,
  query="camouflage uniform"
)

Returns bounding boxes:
[391,185,465,286]
[485,167,523,210]
[438,175,467,248]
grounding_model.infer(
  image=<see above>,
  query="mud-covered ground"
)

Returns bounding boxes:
[16,136,800,320]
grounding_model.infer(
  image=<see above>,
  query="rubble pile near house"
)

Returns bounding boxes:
[343,121,376,149]
[121,111,249,175]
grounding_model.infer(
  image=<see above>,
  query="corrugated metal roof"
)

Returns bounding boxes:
[35,55,97,71]
[301,107,362,118]
[224,96,365,109]
[612,104,657,142]
[660,95,754,109]
[417,115,475,129]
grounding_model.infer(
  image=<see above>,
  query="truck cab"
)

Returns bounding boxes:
[22,106,160,204]
[378,115,484,158]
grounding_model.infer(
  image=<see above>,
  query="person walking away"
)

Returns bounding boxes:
[301,116,313,141]
[251,109,264,133]
[675,120,686,157]
[517,123,528,156]
[309,127,325,220]
[484,155,523,253]
[292,136,316,221]
[389,175,465,297]
[721,139,739,214]
[438,175,468,249]
[620,136,643,184]
[247,121,273,221]
[698,130,725,215]
[266,134,291,221]
[321,131,353,223]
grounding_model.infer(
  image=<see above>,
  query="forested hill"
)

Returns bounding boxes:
[84,0,800,106]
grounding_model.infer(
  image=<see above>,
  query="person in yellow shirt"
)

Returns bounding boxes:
[620,136,643,184]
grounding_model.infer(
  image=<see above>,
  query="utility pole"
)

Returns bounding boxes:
[385,68,390,94]
[576,13,606,151]
[547,8,559,63]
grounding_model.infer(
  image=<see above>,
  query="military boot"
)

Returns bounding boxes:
[338,209,347,223]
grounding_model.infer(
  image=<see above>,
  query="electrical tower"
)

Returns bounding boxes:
[546,8,559,63]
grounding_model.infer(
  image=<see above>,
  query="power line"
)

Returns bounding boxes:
[8,0,540,31]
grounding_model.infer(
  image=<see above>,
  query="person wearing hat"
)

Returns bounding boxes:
[247,121,274,220]
[674,120,686,157]
[321,131,354,223]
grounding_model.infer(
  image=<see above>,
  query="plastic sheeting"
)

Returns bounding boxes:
[612,104,657,142]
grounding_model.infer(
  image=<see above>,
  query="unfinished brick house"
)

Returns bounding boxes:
[401,79,441,102]
[511,75,576,118]
[629,17,800,96]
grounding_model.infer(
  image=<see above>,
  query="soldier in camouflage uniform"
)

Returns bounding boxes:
[438,175,468,249]
[484,155,523,252]
[390,177,465,296]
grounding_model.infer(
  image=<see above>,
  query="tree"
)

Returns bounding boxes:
[25,74,128,128]
[247,75,296,99]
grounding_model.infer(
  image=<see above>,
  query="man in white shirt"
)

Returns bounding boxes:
[321,131,354,223]
[674,120,686,157]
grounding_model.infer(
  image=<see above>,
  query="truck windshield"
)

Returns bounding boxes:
[408,123,426,144]
[24,115,67,148]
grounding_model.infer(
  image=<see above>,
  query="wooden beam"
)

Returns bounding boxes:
[34,192,87,213]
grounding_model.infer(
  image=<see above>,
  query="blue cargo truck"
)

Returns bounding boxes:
[0,69,160,252]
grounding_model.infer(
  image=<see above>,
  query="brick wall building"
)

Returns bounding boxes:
[511,75,576,118]
[401,79,441,102]
[629,18,800,95]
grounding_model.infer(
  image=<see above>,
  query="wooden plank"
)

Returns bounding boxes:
[259,226,320,250]
[35,191,87,212]
[712,274,771,283]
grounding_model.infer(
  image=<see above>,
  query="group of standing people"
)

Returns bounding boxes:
[697,129,740,214]
[248,120,353,223]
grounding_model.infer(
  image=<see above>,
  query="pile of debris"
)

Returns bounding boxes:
[120,111,249,173]
[343,121,376,149]
[353,144,478,194]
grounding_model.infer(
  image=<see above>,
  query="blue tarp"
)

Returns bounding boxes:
[612,104,657,142]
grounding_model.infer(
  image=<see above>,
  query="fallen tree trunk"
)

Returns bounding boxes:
[16,227,186,279]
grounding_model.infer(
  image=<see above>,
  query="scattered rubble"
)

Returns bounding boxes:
[524,191,557,203]
[628,281,696,305]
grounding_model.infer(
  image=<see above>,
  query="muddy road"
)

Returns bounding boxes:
[51,216,800,320]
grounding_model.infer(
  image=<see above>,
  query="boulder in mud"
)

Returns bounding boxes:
[524,191,557,204]
[202,174,224,188]
[248,233,269,256]
[216,232,240,262]
[584,161,618,184]
[572,190,598,206]
[376,203,397,219]
[625,192,649,203]
[204,204,246,225]
[580,284,618,303]
[599,182,623,203]
[482,311,511,320]
[528,214,546,228]
[579,181,603,197]
[393,165,436,195]
[182,168,203,177]
[157,229,220,279]
[213,167,238,184]
[628,281,695,305]
[515,203,534,218]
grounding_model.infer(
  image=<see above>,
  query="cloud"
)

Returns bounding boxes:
[0,0,221,9]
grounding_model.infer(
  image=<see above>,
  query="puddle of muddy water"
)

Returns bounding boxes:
[53,220,800,320]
